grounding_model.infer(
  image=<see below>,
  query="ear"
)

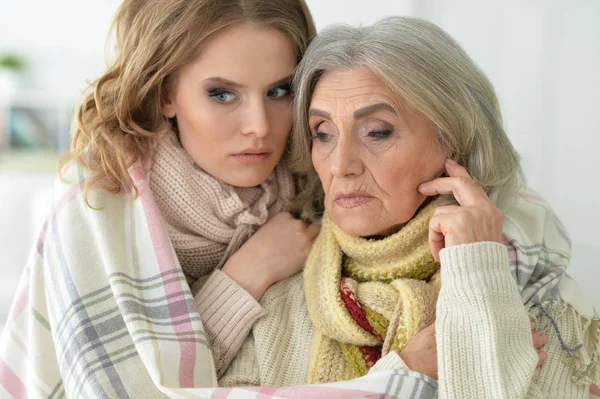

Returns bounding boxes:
[161,81,177,118]
[162,97,177,118]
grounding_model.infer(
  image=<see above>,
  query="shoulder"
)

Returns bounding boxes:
[501,189,570,300]
[501,189,571,276]
[503,189,597,319]
[502,188,570,255]
[54,159,147,213]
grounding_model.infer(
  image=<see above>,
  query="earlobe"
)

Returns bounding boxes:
[162,101,177,118]
[161,83,177,118]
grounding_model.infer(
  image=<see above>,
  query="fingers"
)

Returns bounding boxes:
[537,350,547,368]
[532,330,547,349]
[433,205,461,216]
[418,159,489,207]
[531,320,548,368]
[444,158,470,178]
[427,214,447,262]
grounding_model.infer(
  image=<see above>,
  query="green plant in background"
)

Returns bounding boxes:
[0,54,25,70]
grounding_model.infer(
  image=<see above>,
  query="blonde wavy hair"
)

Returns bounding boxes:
[290,16,525,220]
[60,0,316,207]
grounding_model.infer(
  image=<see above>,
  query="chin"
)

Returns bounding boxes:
[329,211,386,237]
[225,170,272,188]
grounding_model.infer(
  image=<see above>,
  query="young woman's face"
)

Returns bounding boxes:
[163,22,297,187]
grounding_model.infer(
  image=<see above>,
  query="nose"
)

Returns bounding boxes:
[241,98,269,138]
[330,132,363,178]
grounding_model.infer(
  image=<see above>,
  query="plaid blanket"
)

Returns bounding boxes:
[0,162,440,398]
[0,161,597,398]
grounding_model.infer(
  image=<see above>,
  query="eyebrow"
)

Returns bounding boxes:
[204,74,293,89]
[308,102,397,119]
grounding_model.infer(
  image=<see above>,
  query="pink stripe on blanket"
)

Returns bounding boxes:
[5,277,29,326]
[36,182,81,255]
[131,164,197,387]
[502,234,518,266]
[211,386,396,399]
[0,360,28,399]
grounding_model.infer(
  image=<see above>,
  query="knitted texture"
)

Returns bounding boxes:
[192,269,266,377]
[304,204,440,383]
[217,191,600,396]
[149,133,294,286]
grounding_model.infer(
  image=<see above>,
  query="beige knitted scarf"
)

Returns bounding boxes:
[149,133,295,287]
[304,204,441,383]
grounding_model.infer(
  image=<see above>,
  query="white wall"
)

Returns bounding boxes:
[0,0,122,94]
[414,0,600,307]
[0,0,598,318]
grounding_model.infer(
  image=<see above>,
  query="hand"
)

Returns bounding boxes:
[222,212,320,300]
[399,323,438,380]
[531,320,548,367]
[418,159,504,262]
[399,321,548,380]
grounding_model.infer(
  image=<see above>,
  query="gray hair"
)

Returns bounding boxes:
[289,16,524,220]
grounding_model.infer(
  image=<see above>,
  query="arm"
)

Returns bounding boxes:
[192,212,320,377]
[192,270,265,378]
[436,242,538,398]
[415,160,598,397]
[437,241,598,398]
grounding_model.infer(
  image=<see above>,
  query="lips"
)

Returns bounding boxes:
[232,148,272,163]
[334,191,374,208]
[234,148,272,156]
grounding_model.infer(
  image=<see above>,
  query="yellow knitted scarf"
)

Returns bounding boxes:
[304,204,441,383]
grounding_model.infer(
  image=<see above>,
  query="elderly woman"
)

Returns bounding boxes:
[219,17,600,398]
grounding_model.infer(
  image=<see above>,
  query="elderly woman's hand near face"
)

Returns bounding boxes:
[417,158,504,262]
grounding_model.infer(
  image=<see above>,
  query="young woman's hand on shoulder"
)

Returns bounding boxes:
[222,212,320,300]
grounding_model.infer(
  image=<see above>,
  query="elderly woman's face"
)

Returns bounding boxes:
[309,66,447,237]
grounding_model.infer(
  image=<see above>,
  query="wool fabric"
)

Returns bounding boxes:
[304,204,440,383]
[149,133,294,286]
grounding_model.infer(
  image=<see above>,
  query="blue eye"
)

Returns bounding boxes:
[368,129,393,140]
[267,83,291,99]
[208,89,237,103]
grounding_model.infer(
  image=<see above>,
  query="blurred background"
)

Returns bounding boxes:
[0,0,598,327]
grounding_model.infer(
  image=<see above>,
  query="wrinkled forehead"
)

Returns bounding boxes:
[308,67,408,122]
[309,67,404,118]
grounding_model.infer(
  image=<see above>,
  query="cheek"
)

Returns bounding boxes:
[373,148,425,203]
[417,144,447,182]
[311,147,330,185]
[179,107,236,147]
[268,103,293,135]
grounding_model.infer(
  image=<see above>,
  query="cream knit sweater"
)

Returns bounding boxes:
[218,196,598,398]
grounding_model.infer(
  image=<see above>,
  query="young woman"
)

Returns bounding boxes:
[0,0,330,397]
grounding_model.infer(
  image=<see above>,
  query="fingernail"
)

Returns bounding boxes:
[446,158,457,165]
[537,350,547,361]
[539,333,547,345]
